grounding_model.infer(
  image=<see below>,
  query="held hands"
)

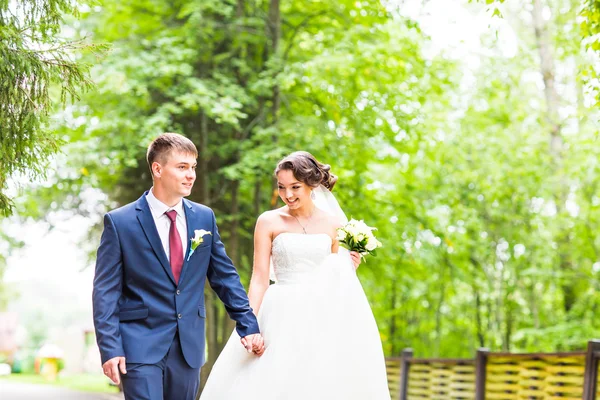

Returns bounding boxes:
[350,251,362,269]
[102,356,127,385]
[101,336,264,384]
[241,333,265,356]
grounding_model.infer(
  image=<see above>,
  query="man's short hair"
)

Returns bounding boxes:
[146,133,198,172]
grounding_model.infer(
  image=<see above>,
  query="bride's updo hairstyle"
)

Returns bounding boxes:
[274,151,338,190]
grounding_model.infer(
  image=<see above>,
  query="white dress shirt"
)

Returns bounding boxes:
[146,188,188,260]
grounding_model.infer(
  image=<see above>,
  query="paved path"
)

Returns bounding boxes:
[0,381,124,400]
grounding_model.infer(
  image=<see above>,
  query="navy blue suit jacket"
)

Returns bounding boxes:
[92,193,259,368]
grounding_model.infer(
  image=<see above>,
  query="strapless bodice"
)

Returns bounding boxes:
[271,233,332,283]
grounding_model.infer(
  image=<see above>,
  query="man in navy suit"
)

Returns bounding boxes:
[93,133,264,400]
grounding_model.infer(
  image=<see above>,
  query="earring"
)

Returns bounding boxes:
[311,191,316,200]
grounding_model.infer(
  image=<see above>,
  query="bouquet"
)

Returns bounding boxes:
[336,219,382,258]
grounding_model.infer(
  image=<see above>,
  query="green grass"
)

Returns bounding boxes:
[0,373,120,394]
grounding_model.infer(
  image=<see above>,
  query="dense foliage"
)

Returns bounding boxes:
[0,0,100,215]
[3,0,599,386]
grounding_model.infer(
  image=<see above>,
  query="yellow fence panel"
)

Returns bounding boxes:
[485,353,586,400]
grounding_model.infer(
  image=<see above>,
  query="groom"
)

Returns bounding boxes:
[92,133,264,400]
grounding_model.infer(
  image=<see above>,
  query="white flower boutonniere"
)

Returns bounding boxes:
[187,229,212,261]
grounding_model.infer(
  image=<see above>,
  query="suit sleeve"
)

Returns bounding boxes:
[206,210,260,338]
[92,213,125,364]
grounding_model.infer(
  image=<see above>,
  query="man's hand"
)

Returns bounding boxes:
[240,333,265,356]
[102,356,127,385]
[350,251,362,269]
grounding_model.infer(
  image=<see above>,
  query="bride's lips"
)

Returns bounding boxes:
[287,198,298,206]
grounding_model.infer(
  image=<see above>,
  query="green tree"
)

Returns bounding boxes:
[0,0,99,215]
[36,0,453,383]
[16,0,600,377]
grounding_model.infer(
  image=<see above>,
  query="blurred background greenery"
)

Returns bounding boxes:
[1,0,599,390]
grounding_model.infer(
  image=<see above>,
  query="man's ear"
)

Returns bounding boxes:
[152,161,162,178]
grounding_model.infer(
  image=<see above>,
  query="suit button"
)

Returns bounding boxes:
[176,290,181,295]
[177,313,182,319]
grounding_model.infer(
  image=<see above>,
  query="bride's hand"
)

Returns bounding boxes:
[241,334,265,356]
[350,251,362,269]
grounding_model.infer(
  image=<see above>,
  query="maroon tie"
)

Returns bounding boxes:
[166,210,183,284]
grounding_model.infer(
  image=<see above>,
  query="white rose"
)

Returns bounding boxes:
[346,220,360,230]
[354,220,367,231]
[366,240,377,251]
[345,225,359,237]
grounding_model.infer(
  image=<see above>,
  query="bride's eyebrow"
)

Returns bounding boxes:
[277,182,301,186]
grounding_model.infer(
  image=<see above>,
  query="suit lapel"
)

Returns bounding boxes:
[178,199,196,285]
[135,194,177,286]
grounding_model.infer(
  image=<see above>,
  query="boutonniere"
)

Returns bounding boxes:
[187,229,212,261]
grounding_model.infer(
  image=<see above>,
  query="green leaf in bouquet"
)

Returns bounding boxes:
[348,236,356,249]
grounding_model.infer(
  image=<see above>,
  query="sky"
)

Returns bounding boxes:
[2,0,513,344]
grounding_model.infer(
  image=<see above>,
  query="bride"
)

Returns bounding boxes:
[200,151,390,399]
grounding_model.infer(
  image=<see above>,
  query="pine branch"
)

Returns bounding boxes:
[0,0,103,216]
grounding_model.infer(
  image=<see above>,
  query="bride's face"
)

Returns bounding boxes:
[276,170,313,210]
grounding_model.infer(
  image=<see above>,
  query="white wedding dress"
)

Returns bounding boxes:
[200,232,391,400]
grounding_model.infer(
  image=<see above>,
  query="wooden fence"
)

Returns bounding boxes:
[385,340,600,400]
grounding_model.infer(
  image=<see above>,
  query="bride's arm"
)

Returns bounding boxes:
[247,213,272,315]
[331,219,341,253]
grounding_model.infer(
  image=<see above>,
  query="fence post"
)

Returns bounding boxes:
[583,340,600,400]
[475,348,489,400]
[400,348,413,400]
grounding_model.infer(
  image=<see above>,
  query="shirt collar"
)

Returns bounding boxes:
[146,188,184,219]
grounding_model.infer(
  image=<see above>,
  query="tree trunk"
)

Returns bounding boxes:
[532,0,561,156]
[0,164,9,216]
[198,112,217,393]
[495,263,504,350]
[268,0,280,198]
[254,180,262,216]
[269,0,281,122]
[215,178,239,350]
[474,286,485,348]
[504,295,513,352]
[229,179,241,268]
[435,256,449,357]
[389,277,398,355]
[219,303,236,350]
[199,113,210,205]
[532,0,575,312]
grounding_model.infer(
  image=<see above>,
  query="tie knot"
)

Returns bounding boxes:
[165,210,178,222]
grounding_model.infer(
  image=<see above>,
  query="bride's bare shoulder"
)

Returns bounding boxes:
[255,209,289,242]
[258,207,288,221]
[256,208,288,233]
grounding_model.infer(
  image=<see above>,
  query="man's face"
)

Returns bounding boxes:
[153,151,197,198]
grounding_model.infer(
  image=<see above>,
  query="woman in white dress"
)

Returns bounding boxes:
[200,151,390,400]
